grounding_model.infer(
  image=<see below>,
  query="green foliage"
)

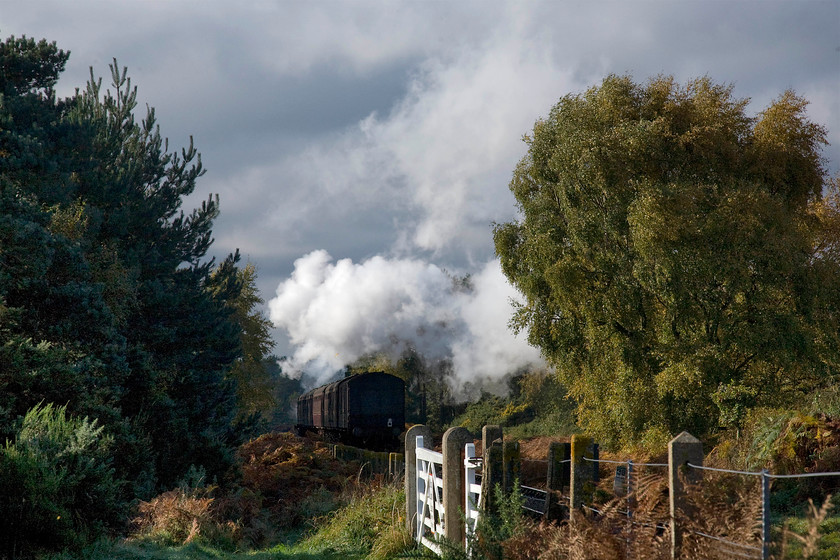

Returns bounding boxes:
[477,482,527,559]
[298,482,412,559]
[415,482,526,560]
[0,35,68,96]
[777,496,840,560]
[1,31,247,528]
[453,372,578,439]
[455,393,509,434]
[0,403,123,558]
[217,263,280,429]
[494,74,837,447]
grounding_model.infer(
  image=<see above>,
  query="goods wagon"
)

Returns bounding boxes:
[296,371,405,449]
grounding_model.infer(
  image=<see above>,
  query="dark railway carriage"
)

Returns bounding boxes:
[296,371,405,449]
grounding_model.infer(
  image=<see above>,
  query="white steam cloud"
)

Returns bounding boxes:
[268,251,543,387]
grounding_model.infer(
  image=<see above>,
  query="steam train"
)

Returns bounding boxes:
[296,371,405,449]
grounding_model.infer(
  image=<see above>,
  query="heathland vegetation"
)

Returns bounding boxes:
[2,33,839,559]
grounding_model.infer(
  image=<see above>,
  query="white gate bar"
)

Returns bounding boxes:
[464,442,482,550]
[416,435,445,555]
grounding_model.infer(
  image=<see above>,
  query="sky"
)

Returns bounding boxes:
[3,1,839,387]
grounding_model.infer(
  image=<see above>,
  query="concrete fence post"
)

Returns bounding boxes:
[405,424,432,533]
[545,441,570,520]
[443,426,472,546]
[668,431,703,559]
[569,434,594,520]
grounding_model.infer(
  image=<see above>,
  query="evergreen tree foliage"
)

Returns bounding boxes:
[494,75,837,447]
[0,32,247,536]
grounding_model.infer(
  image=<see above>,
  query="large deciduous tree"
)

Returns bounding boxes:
[494,75,837,447]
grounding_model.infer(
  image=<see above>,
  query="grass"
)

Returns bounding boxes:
[41,412,840,560]
[45,480,413,560]
[775,495,840,559]
[50,539,346,560]
[295,480,412,560]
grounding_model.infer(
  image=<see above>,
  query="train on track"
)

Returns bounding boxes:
[295,371,405,450]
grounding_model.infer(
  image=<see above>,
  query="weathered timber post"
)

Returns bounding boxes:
[443,427,472,546]
[569,434,594,520]
[480,424,504,514]
[482,424,502,453]
[503,440,521,494]
[545,441,571,520]
[481,437,504,514]
[668,432,703,560]
[405,424,432,532]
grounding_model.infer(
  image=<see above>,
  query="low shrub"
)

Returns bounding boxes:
[0,403,124,558]
[300,480,412,559]
[129,486,240,549]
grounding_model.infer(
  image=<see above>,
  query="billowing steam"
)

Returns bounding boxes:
[267,251,544,387]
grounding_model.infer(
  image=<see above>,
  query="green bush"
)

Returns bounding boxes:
[453,373,579,439]
[300,481,412,559]
[0,403,124,558]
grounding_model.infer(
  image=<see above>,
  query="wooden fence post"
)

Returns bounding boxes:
[668,431,703,560]
[405,424,432,532]
[482,438,504,514]
[443,426,472,547]
[545,441,570,520]
[569,434,594,520]
[482,424,502,453]
[503,440,521,495]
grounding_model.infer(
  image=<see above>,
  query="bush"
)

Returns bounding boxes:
[0,403,124,558]
[454,372,579,440]
[129,486,240,549]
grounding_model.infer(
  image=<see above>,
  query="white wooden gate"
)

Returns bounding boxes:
[415,436,483,555]
[415,435,444,554]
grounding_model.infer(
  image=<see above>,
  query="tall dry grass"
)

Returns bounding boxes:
[130,486,240,547]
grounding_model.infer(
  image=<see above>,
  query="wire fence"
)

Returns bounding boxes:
[686,462,840,559]
[407,427,840,559]
[572,456,840,559]
[574,454,672,560]
[573,453,840,559]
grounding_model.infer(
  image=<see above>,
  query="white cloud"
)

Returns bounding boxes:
[267,252,543,386]
[450,259,543,385]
